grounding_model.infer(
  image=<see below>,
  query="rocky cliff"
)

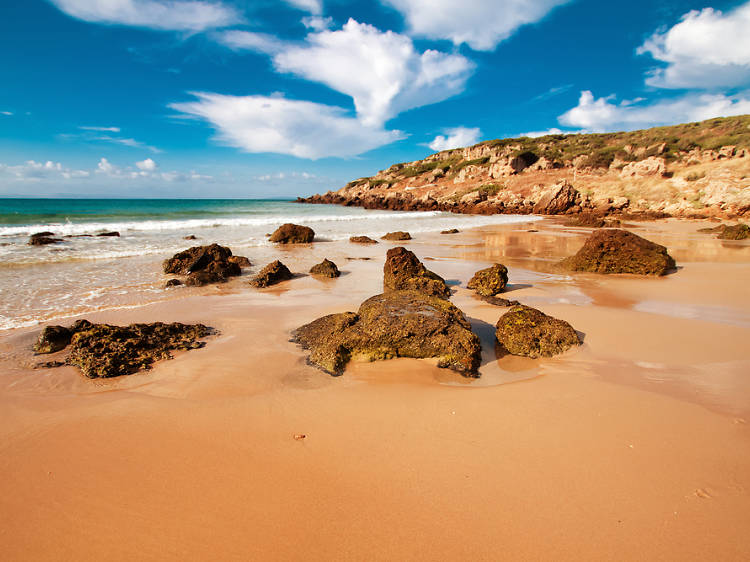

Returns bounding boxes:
[300,116,750,219]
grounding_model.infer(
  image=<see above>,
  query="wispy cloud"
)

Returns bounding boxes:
[0,110,13,116]
[531,84,573,103]
[94,135,163,153]
[79,125,121,132]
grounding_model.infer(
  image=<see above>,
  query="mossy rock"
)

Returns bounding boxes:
[559,229,676,275]
[467,264,508,296]
[269,223,315,244]
[382,231,412,241]
[495,305,581,358]
[383,246,450,298]
[350,235,378,244]
[310,258,340,278]
[717,224,749,240]
[250,260,294,288]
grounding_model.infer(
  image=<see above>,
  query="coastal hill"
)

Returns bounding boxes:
[300,116,750,219]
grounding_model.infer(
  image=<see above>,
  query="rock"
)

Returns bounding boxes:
[250,260,294,288]
[349,235,378,244]
[165,279,183,287]
[565,214,621,228]
[467,264,509,296]
[441,228,460,234]
[716,223,750,240]
[33,325,73,354]
[28,232,62,245]
[481,295,520,307]
[620,157,666,178]
[559,229,676,275]
[495,305,581,358]
[163,243,242,286]
[66,322,211,378]
[228,255,252,268]
[34,361,66,369]
[184,235,197,240]
[383,247,450,298]
[382,231,412,241]
[269,223,315,244]
[33,319,94,354]
[532,181,580,215]
[292,290,482,376]
[96,231,120,237]
[310,258,340,278]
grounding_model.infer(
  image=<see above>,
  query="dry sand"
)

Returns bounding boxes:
[1,218,749,561]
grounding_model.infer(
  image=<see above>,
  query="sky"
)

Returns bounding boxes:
[1,0,750,198]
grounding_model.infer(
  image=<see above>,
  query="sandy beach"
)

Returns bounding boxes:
[1,218,749,561]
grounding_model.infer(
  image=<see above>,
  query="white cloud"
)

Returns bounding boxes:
[1,111,12,116]
[520,127,567,138]
[638,3,750,89]
[382,0,571,51]
[0,160,90,181]
[170,92,404,159]
[559,90,750,132]
[217,19,474,127]
[428,126,481,151]
[302,15,332,31]
[48,0,240,31]
[216,30,284,54]
[136,158,158,171]
[79,125,121,132]
[97,157,117,174]
[284,0,322,15]
[94,135,162,153]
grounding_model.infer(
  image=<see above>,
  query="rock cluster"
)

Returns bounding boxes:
[383,247,450,298]
[250,260,294,287]
[269,223,315,244]
[33,320,212,378]
[495,305,581,358]
[163,244,248,286]
[467,264,508,296]
[559,229,676,275]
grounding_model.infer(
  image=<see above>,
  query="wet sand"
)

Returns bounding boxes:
[1,218,749,560]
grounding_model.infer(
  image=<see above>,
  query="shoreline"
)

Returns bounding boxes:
[1,217,750,560]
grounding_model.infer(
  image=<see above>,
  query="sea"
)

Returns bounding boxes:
[0,198,538,330]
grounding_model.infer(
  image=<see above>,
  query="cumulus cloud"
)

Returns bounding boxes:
[48,0,240,31]
[559,90,750,132]
[284,0,322,15]
[382,0,571,51]
[428,127,481,151]
[170,92,404,159]
[520,127,566,138]
[217,19,474,127]
[136,158,158,171]
[638,2,750,89]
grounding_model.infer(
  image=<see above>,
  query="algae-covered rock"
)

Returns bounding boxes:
[67,322,211,378]
[293,290,481,376]
[565,214,621,228]
[349,235,378,244]
[382,231,411,241]
[717,223,750,240]
[467,264,508,296]
[33,325,73,354]
[250,260,294,288]
[559,229,676,275]
[495,305,580,358]
[383,246,450,298]
[310,258,340,278]
[441,228,460,234]
[163,243,243,286]
[269,223,315,244]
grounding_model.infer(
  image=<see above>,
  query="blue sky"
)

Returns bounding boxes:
[1,0,749,197]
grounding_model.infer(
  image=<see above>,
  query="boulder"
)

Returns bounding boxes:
[382,231,412,241]
[620,157,666,178]
[165,279,183,288]
[163,243,242,286]
[383,247,450,298]
[96,231,120,237]
[250,260,294,288]
[228,255,252,268]
[559,229,676,275]
[349,235,378,244]
[441,228,460,234]
[184,235,197,240]
[716,223,750,240]
[532,181,580,215]
[467,264,508,296]
[269,223,315,244]
[293,290,482,376]
[565,214,621,228]
[495,305,581,358]
[66,321,211,378]
[33,319,93,354]
[310,258,340,278]
[28,232,62,245]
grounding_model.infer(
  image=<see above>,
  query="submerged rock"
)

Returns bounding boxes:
[250,260,294,288]
[66,322,211,378]
[163,243,244,286]
[441,228,460,234]
[293,290,481,376]
[495,305,581,358]
[28,232,62,246]
[96,231,120,237]
[349,235,378,244]
[269,223,315,244]
[382,231,412,241]
[559,229,676,275]
[383,246,450,298]
[467,264,508,296]
[310,258,340,278]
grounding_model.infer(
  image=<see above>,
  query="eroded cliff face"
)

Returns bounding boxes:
[300,116,750,219]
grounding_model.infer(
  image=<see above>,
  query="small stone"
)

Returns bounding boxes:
[441,229,459,234]
[349,235,378,244]
[250,260,294,288]
[310,258,340,278]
